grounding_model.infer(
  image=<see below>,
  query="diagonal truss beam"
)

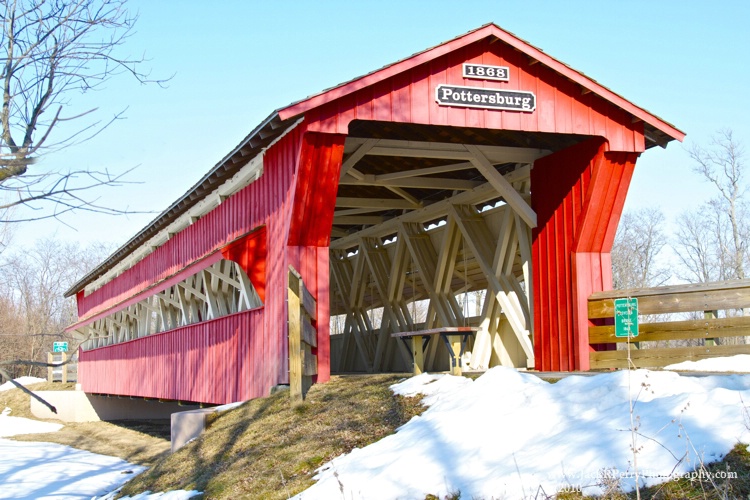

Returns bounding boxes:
[464,144,537,228]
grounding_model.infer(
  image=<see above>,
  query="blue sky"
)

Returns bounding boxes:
[9,0,750,249]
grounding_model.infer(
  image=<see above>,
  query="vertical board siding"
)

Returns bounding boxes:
[302,39,645,153]
[286,245,333,384]
[288,132,346,247]
[532,138,637,371]
[315,247,331,382]
[532,137,603,371]
[79,308,265,404]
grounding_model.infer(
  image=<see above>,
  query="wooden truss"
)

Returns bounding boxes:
[330,139,538,372]
[76,259,262,349]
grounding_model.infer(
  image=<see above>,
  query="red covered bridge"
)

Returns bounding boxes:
[65,23,683,405]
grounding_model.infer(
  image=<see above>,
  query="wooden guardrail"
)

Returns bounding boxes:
[288,266,317,403]
[588,279,750,369]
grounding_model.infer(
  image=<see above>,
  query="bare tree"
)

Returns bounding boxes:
[0,0,165,223]
[673,203,736,283]
[687,129,749,280]
[611,207,670,290]
[0,237,113,379]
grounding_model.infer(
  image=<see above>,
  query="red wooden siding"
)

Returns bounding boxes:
[79,308,265,404]
[531,138,636,370]
[75,123,346,400]
[77,124,309,399]
[286,132,345,383]
[279,24,683,144]
[292,38,645,153]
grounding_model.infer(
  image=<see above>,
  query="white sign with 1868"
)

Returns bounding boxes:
[463,63,509,81]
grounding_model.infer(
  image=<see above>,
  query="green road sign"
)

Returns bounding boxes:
[52,341,68,352]
[614,298,638,338]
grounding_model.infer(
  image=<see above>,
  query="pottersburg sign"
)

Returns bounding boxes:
[435,84,536,112]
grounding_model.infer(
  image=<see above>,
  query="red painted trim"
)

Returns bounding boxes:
[288,132,346,246]
[315,247,331,383]
[221,226,268,303]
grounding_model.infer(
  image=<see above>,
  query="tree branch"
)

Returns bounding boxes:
[0,0,169,222]
[0,364,57,413]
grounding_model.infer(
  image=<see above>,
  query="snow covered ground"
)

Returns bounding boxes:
[0,404,199,499]
[294,363,750,499]
[4,357,750,499]
[0,410,145,500]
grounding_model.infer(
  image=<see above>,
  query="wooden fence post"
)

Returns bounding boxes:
[289,266,317,403]
[704,310,718,346]
[60,352,67,383]
[47,353,53,382]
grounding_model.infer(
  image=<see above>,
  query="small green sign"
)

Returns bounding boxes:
[614,298,638,338]
[53,341,68,353]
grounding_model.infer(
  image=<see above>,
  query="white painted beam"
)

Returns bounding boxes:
[376,161,476,181]
[339,139,379,181]
[339,176,481,190]
[465,145,537,228]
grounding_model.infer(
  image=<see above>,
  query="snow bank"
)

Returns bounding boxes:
[665,354,750,372]
[294,367,750,499]
[0,376,46,392]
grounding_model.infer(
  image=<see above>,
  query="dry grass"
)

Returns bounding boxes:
[1,382,171,466]
[119,374,424,499]
[631,442,750,499]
